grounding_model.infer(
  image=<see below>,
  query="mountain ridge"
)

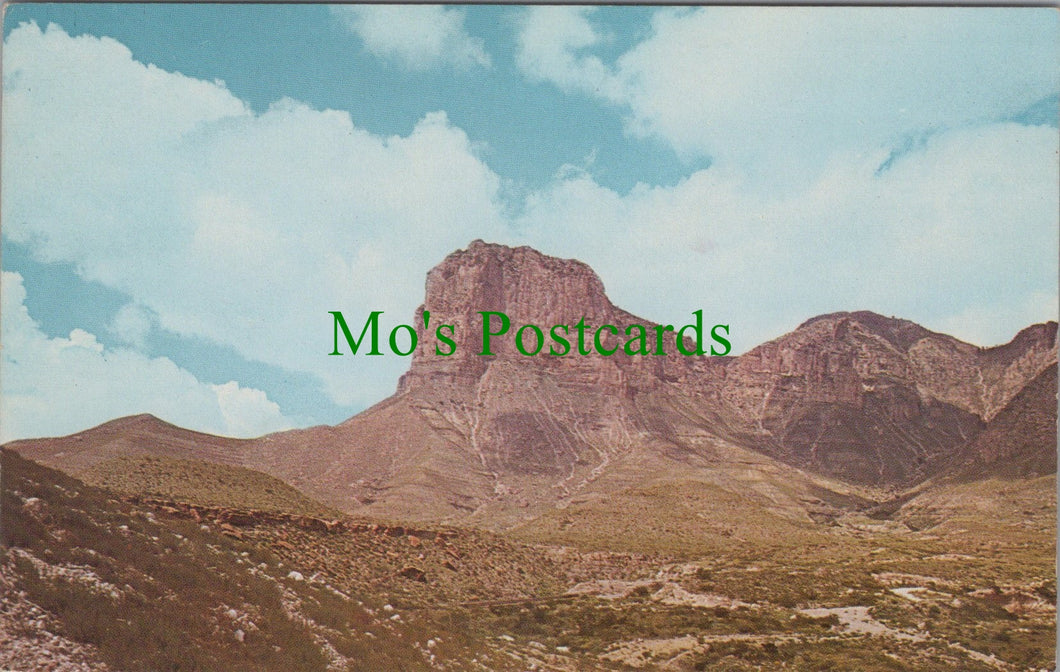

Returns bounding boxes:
[7,241,1057,528]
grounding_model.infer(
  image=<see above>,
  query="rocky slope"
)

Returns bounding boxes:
[716,312,1056,485]
[0,449,603,671]
[949,363,1058,480]
[5,448,1054,672]
[8,241,1057,525]
[5,413,251,473]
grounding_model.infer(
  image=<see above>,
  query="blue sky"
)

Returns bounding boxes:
[2,5,1057,441]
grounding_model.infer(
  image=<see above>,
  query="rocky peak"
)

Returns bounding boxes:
[423,240,615,325]
[732,312,1057,420]
[398,241,708,395]
[724,311,946,414]
[416,240,616,361]
[389,242,725,486]
[718,311,984,485]
[797,311,944,352]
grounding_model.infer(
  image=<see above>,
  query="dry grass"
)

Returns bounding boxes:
[81,454,339,517]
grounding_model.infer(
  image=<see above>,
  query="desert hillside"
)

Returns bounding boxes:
[4,242,1056,671]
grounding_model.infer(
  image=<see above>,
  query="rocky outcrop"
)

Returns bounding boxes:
[398,240,715,396]
[951,364,1058,479]
[9,241,1057,518]
[909,321,1058,421]
[391,240,724,485]
[718,313,968,485]
[400,240,617,388]
[124,495,459,541]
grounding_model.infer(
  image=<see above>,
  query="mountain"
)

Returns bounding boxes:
[716,312,1056,485]
[8,242,1057,527]
[250,242,1055,518]
[4,413,251,473]
[950,363,1058,480]
[5,241,1057,671]
[239,241,873,527]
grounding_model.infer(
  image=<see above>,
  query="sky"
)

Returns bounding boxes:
[1,4,1057,442]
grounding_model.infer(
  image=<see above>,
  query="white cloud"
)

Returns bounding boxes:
[1,20,1055,444]
[510,7,1058,347]
[517,7,1059,183]
[332,5,490,71]
[210,381,289,439]
[1,272,293,442]
[3,23,511,414]
[516,122,1059,350]
[108,303,155,350]
[515,7,623,101]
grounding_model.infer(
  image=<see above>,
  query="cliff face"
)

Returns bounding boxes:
[392,241,726,487]
[398,240,715,396]
[908,321,1058,421]
[716,312,1056,485]
[720,312,1056,424]
[10,242,1057,523]
[388,242,1057,490]
[952,364,1058,480]
[399,240,622,391]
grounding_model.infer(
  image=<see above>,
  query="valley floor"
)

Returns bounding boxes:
[2,450,1055,671]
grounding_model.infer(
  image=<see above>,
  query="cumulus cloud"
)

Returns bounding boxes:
[510,7,1058,345]
[516,7,1059,181]
[1,19,1056,442]
[332,5,490,70]
[3,23,511,414]
[517,123,1059,350]
[210,381,290,439]
[1,272,293,442]
[516,7,623,101]
[108,303,156,350]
